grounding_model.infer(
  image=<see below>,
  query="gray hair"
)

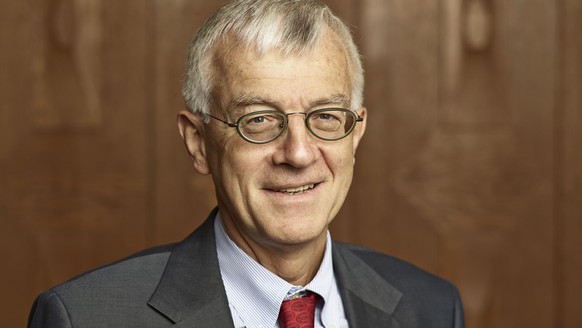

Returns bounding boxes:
[182,0,364,114]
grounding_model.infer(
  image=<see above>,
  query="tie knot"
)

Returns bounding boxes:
[278,292,320,328]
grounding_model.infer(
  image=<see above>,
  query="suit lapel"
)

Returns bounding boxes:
[148,209,234,328]
[333,243,404,328]
[147,211,404,327]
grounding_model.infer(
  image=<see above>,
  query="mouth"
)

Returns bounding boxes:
[275,183,316,195]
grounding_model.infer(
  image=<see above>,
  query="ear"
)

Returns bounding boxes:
[177,110,210,175]
[351,106,367,152]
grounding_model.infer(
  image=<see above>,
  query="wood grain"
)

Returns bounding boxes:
[558,0,582,327]
[149,0,225,245]
[0,1,149,326]
[30,0,103,128]
[350,0,556,327]
[0,1,580,327]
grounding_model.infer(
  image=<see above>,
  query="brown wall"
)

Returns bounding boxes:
[0,0,580,327]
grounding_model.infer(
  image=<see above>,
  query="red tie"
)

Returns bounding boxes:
[278,292,320,328]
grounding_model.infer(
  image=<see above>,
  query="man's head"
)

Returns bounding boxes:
[182,0,364,114]
[178,0,367,257]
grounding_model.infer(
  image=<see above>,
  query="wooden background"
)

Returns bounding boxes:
[0,0,580,327]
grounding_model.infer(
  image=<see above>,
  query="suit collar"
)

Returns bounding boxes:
[148,209,234,327]
[148,209,404,327]
[333,243,403,327]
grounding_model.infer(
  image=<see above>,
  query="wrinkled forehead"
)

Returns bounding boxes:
[210,29,352,98]
[208,29,352,113]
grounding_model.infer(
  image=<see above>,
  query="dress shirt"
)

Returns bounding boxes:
[214,213,349,328]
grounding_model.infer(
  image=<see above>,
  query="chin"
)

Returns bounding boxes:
[274,223,327,244]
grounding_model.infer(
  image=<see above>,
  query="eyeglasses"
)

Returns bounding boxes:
[205,108,363,144]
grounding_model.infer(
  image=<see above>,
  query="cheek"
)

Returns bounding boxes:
[324,143,355,172]
[213,140,268,184]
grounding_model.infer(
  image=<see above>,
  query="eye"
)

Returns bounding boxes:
[251,116,266,124]
[317,113,334,120]
[308,110,349,134]
[239,112,284,135]
[311,111,342,124]
[243,114,278,126]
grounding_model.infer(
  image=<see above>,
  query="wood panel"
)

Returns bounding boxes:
[0,3,35,324]
[0,0,580,327]
[559,0,582,327]
[0,0,149,326]
[349,0,556,327]
[348,0,443,270]
[149,0,225,245]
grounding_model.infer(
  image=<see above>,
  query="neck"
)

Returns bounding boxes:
[254,238,327,286]
[222,218,327,286]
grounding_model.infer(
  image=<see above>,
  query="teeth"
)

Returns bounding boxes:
[279,184,315,194]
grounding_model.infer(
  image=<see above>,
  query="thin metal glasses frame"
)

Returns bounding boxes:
[204,108,363,144]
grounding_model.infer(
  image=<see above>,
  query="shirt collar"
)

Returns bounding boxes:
[214,212,336,328]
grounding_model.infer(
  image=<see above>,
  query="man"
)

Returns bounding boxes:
[29,1,464,327]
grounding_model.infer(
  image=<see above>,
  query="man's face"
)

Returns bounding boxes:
[181,30,366,252]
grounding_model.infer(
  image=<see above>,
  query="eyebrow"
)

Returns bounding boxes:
[229,94,277,111]
[309,94,351,108]
[228,93,351,113]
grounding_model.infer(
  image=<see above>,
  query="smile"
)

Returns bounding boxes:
[278,184,315,195]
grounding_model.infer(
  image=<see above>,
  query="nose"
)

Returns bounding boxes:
[272,113,319,167]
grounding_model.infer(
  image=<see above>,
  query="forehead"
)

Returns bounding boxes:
[210,29,352,113]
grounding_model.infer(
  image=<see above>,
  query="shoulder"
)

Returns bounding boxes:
[333,242,465,327]
[49,211,218,297]
[333,242,462,309]
[334,242,452,283]
[29,244,178,327]
[29,214,221,327]
[52,243,175,296]
[45,245,173,312]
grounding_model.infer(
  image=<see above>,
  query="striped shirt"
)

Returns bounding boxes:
[214,213,349,328]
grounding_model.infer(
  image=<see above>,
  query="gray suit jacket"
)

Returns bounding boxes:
[29,210,465,327]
